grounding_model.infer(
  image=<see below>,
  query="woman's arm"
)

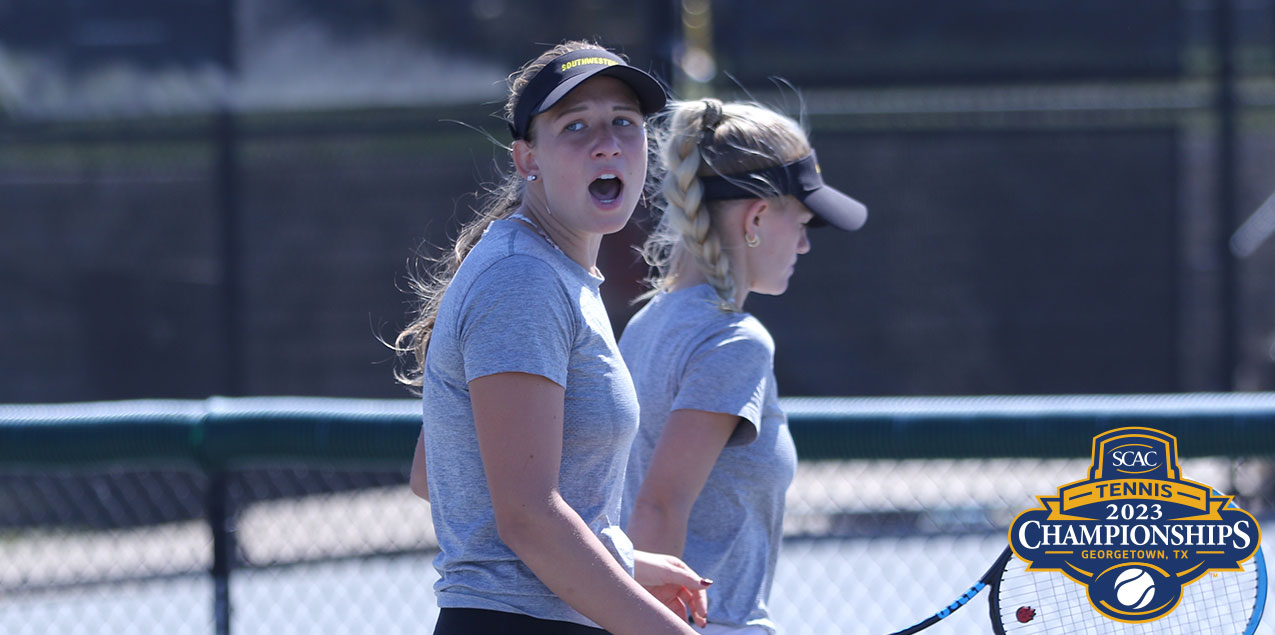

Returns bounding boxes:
[470,372,706,634]
[626,409,741,558]
[409,429,428,502]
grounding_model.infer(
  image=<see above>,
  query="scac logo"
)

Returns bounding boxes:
[1009,427,1261,624]
[1109,445,1161,473]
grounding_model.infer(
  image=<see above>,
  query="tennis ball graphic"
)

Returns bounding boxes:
[1113,567,1155,610]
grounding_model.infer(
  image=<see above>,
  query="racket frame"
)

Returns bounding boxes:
[886,547,1013,635]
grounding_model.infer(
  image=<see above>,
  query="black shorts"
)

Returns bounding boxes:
[433,607,610,634]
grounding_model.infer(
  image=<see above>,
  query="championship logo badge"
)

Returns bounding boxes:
[1009,427,1262,623]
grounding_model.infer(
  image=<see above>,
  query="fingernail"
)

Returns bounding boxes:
[700,578,713,586]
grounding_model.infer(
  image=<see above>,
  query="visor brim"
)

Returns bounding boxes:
[531,65,667,119]
[802,185,868,231]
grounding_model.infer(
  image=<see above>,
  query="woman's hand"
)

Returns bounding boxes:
[633,549,711,628]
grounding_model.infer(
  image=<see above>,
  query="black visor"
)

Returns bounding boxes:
[698,151,867,231]
[510,48,667,141]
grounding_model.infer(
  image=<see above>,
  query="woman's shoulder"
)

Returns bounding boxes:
[687,287,772,345]
[713,312,774,357]
[457,222,569,291]
[668,288,775,355]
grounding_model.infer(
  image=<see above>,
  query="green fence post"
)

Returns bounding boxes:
[209,469,234,635]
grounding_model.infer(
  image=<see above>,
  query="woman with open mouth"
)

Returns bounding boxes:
[394,41,711,635]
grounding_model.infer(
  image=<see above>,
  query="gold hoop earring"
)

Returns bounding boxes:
[745,233,761,248]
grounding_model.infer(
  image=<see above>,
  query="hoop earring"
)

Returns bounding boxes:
[745,233,761,248]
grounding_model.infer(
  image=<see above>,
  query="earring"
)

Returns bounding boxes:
[526,174,538,182]
[745,233,761,248]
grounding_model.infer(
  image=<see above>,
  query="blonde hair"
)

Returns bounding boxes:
[393,39,602,388]
[641,98,811,310]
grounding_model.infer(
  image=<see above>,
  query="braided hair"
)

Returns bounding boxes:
[641,98,812,310]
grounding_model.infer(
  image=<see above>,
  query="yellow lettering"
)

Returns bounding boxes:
[1080,549,1167,560]
[560,57,619,72]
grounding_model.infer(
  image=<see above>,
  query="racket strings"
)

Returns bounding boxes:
[993,556,1261,634]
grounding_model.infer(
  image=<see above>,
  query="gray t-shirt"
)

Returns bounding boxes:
[421,218,639,627]
[620,284,798,633]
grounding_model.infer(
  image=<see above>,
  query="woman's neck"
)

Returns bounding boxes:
[668,255,750,309]
[513,203,603,276]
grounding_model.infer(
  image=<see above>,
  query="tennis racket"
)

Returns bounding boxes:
[886,547,1012,635]
[888,543,1265,634]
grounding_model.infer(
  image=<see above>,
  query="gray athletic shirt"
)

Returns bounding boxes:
[620,284,798,633]
[421,218,639,627]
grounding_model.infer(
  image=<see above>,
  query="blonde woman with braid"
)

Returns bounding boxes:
[621,99,868,634]
[396,41,710,634]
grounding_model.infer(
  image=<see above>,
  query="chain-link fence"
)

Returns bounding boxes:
[3,395,1274,634]
[4,2,1275,406]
